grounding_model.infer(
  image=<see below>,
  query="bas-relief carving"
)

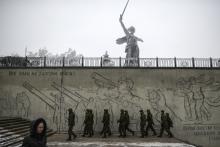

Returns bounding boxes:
[0,70,220,146]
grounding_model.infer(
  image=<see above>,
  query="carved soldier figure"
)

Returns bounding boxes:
[146,109,157,136]
[66,108,77,141]
[100,109,111,138]
[124,110,135,136]
[139,110,147,138]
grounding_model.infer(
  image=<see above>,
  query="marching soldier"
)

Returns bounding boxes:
[88,109,94,137]
[165,113,173,137]
[117,109,126,137]
[100,109,111,138]
[124,110,134,136]
[146,109,157,136]
[139,110,147,138]
[158,110,165,137]
[82,109,89,137]
[66,108,77,141]
[158,111,173,137]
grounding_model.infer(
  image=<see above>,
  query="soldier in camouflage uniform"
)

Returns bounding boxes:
[158,111,173,137]
[82,109,89,137]
[117,109,126,137]
[100,109,111,138]
[124,110,134,136]
[66,108,77,141]
[139,110,147,138]
[88,109,94,137]
[165,113,173,137]
[146,109,157,136]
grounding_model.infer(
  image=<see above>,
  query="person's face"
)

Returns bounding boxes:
[37,122,44,134]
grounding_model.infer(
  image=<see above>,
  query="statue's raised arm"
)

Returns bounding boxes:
[119,15,129,37]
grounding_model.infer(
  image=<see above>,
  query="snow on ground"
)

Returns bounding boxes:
[48,142,196,147]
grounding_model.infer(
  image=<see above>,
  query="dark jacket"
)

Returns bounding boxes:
[166,115,173,128]
[147,112,154,125]
[68,112,75,126]
[22,118,47,147]
[140,113,147,126]
[102,113,110,125]
[125,112,130,125]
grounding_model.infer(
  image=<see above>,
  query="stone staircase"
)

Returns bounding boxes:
[0,117,56,147]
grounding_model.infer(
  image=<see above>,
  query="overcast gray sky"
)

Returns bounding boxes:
[0,0,220,58]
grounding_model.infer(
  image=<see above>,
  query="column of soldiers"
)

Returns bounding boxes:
[67,108,173,141]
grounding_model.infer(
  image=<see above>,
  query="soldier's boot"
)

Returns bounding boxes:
[88,130,93,137]
[168,130,173,138]
[66,134,72,141]
[100,129,104,136]
[131,130,135,136]
[145,126,149,136]
[157,128,164,137]
[72,132,77,139]
[102,132,107,138]
[88,132,92,137]
[118,127,123,137]
[81,132,86,137]
[118,133,123,137]
[127,127,134,136]
[169,133,173,138]
[145,131,148,137]
[140,131,145,138]
[122,129,127,138]
[107,127,112,136]
[152,127,157,136]
[153,131,157,136]
[108,130,112,136]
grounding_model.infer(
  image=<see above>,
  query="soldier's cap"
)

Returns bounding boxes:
[120,109,124,112]
[161,110,164,113]
[139,110,143,112]
[104,109,108,111]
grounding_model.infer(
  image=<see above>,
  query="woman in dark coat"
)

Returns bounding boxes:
[22,118,47,147]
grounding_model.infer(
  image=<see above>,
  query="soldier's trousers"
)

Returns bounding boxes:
[68,125,77,139]
[125,124,134,135]
[88,124,94,137]
[159,127,173,137]
[83,124,89,136]
[119,124,126,137]
[146,124,157,135]
[140,124,146,137]
[101,124,111,137]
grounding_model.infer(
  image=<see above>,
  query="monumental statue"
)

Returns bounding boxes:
[116,0,143,66]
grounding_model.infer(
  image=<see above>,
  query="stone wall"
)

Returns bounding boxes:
[0,68,220,147]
